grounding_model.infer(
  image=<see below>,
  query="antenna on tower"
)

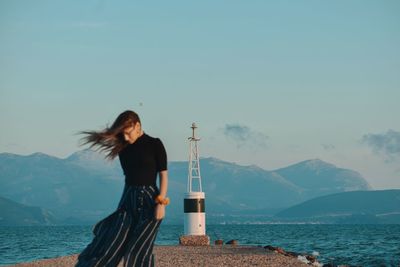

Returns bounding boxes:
[187,123,202,192]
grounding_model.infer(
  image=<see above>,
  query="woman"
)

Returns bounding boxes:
[75,110,169,267]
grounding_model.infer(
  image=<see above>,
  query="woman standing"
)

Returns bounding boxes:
[75,110,169,267]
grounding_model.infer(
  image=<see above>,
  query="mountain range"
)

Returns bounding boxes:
[0,150,372,224]
[0,195,56,226]
[275,189,400,224]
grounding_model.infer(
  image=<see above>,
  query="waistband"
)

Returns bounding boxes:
[125,184,157,188]
[124,184,159,193]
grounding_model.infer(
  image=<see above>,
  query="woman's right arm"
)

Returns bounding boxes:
[154,170,168,220]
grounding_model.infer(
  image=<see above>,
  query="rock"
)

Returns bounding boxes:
[214,239,224,245]
[286,251,301,257]
[264,245,276,251]
[264,245,320,265]
[306,255,317,263]
[179,235,210,246]
[225,239,238,245]
[275,247,286,255]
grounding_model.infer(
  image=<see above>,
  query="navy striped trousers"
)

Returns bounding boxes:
[75,184,162,267]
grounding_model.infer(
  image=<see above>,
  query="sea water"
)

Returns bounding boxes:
[0,224,399,266]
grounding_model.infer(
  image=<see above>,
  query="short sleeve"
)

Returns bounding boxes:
[118,150,127,175]
[155,138,167,172]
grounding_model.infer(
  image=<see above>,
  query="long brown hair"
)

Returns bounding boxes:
[79,110,141,159]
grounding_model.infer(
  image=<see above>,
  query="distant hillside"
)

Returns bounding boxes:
[275,189,400,224]
[0,150,371,224]
[0,152,124,222]
[0,196,57,226]
[274,159,371,199]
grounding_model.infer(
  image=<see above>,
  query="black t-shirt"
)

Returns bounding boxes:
[118,133,167,186]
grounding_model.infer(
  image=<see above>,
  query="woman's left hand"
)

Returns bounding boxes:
[154,203,165,220]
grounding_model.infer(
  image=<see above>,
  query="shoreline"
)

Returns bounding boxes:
[5,245,315,267]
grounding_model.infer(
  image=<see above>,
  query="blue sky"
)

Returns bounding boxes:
[1,1,399,189]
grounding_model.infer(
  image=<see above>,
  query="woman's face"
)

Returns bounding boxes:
[123,122,142,144]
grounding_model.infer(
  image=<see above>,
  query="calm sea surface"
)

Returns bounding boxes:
[0,224,399,266]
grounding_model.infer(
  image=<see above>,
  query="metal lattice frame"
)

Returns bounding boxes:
[187,123,203,192]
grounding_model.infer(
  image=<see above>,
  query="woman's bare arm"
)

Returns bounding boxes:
[158,170,168,198]
[154,170,168,220]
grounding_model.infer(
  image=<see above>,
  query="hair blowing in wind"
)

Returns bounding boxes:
[78,110,141,159]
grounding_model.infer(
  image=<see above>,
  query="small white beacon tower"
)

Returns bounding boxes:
[179,123,210,246]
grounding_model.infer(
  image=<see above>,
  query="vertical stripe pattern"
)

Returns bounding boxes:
[75,184,162,267]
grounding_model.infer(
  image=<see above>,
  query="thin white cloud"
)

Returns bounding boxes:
[223,124,268,149]
[362,129,400,162]
[321,144,335,151]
